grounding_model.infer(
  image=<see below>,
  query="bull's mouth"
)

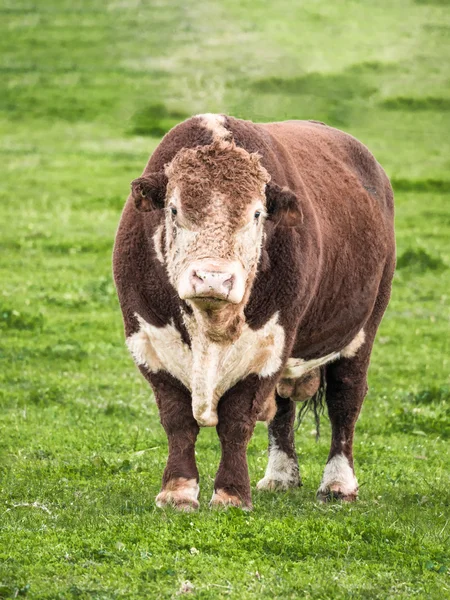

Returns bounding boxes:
[188,295,230,309]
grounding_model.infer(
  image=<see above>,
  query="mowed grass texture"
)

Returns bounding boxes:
[1,0,449,598]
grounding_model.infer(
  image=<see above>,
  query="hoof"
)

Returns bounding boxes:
[155,477,199,512]
[317,485,358,503]
[256,475,300,491]
[210,488,252,511]
[317,454,359,503]
[257,447,300,492]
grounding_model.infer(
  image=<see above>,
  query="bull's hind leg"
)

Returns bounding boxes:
[256,394,300,491]
[150,372,200,512]
[316,356,367,502]
[257,370,321,491]
[318,262,394,502]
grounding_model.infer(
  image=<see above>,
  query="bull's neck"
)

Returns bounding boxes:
[190,303,245,344]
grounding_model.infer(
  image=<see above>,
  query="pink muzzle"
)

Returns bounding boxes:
[178,260,246,304]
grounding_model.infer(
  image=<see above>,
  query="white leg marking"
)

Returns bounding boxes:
[156,477,199,511]
[317,454,358,500]
[257,434,299,491]
[196,113,231,142]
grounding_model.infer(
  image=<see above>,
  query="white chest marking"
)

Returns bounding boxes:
[126,315,192,391]
[281,329,366,380]
[126,312,285,427]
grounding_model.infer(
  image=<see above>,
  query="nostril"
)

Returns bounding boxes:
[191,270,205,284]
[222,275,234,292]
[188,269,235,297]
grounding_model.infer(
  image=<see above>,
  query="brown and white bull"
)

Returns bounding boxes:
[113,114,395,510]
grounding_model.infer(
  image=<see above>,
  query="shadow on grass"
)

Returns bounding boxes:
[396,248,447,273]
[0,304,45,331]
[380,96,450,111]
[392,178,450,193]
[128,104,189,137]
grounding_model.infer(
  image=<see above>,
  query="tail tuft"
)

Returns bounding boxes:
[295,367,327,440]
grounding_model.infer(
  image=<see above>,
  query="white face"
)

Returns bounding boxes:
[164,188,267,306]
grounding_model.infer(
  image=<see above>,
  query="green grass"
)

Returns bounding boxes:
[1,0,449,598]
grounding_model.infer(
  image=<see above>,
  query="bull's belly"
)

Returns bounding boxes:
[277,329,365,400]
[282,328,365,379]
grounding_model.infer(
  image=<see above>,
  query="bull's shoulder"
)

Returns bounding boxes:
[113,201,188,338]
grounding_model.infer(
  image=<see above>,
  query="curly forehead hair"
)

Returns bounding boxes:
[165,140,270,211]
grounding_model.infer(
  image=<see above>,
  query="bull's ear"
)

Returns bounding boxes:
[131,172,167,211]
[265,182,303,227]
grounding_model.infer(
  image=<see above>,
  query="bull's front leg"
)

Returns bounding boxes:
[150,372,200,511]
[211,376,273,510]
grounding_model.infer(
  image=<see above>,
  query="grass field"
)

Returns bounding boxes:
[1,0,450,598]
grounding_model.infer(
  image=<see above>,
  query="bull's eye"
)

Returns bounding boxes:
[254,210,261,221]
[170,206,178,216]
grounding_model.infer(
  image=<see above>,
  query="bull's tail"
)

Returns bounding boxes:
[295,367,327,441]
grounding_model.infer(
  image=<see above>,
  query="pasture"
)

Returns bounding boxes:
[1,0,449,598]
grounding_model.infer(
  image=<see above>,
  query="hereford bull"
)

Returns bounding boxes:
[113,114,395,510]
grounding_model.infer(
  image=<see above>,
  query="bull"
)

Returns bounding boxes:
[113,114,395,510]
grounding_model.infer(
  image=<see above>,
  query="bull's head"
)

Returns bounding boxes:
[131,141,301,341]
